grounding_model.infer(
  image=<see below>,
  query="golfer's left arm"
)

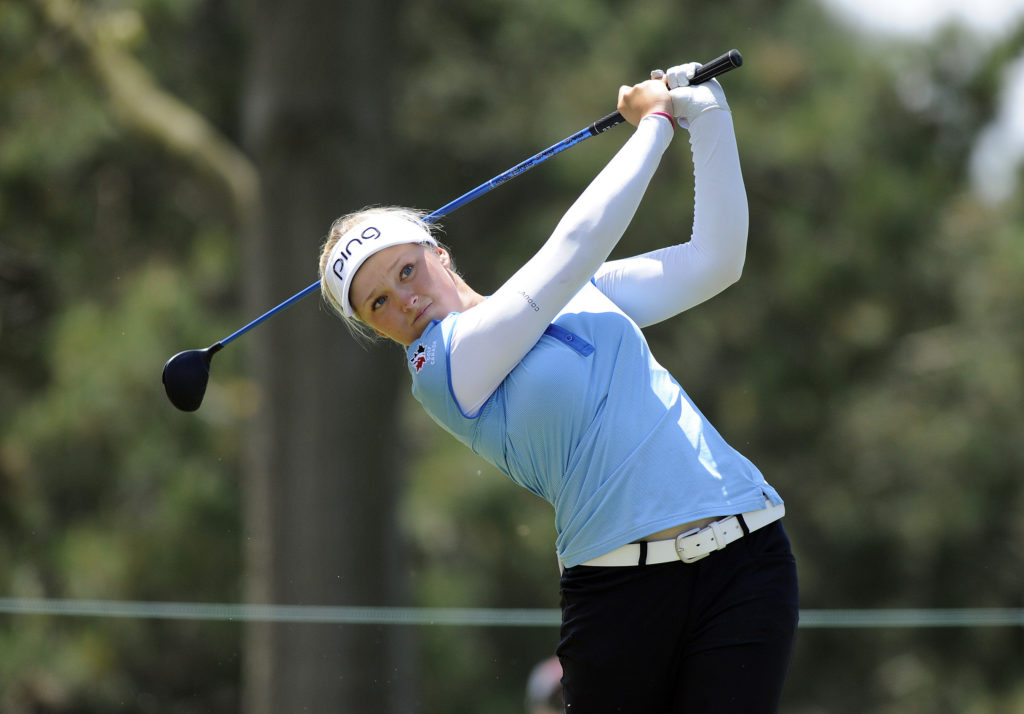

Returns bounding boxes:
[594,71,749,327]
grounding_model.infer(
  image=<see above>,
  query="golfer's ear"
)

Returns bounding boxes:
[436,247,451,268]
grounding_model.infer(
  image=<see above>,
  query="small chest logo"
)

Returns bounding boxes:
[410,341,436,373]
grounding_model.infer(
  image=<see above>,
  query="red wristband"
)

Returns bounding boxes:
[646,111,675,132]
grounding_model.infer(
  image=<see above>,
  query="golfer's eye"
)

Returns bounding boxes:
[400,264,414,279]
[371,295,387,310]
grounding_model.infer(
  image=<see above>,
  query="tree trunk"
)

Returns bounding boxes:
[240,0,413,711]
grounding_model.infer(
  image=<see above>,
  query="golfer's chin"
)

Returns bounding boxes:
[407,321,431,344]
[388,324,427,348]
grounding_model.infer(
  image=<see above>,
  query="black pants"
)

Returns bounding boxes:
[557,521,799,713]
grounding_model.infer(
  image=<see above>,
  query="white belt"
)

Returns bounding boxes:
[579,499,785,567]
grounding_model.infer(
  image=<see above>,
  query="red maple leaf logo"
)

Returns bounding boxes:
[411,345,427,373]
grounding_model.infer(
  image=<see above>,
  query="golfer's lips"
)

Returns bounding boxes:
[413,302,433,326]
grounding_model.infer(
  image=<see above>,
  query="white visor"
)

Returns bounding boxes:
[324,214,437,317]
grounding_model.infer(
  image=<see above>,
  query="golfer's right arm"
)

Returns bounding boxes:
[450,110,675,416]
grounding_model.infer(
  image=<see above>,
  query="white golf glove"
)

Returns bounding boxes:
[662,62,730,130]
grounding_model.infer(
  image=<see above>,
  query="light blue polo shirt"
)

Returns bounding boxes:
[407,281,781,568]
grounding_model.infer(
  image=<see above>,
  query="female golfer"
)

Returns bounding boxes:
[319,63,798,713]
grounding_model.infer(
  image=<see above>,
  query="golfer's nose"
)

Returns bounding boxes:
[401,290,419,312]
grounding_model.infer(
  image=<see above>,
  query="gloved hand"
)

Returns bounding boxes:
[661,62,730,130]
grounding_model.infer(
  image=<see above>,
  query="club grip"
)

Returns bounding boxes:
[588,49,743,136]
[590,110,627,135]
[690,49,743,85]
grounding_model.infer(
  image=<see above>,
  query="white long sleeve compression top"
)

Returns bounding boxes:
[448,107,748,416]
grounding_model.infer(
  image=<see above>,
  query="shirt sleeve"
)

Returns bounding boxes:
[593,108,748,328]
[448,114,675,416]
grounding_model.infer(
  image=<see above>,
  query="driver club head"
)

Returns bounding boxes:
[162,343,223,412]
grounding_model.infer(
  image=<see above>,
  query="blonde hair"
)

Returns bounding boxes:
[318,206,448,342]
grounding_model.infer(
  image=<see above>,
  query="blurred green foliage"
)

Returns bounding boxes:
[1,0,1022,712]
[1,1,244,711]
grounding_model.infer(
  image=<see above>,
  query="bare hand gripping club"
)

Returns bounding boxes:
[162,49,743,411]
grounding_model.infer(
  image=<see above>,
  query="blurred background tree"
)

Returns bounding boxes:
[239,0,414,711]
[1,0,1022,712]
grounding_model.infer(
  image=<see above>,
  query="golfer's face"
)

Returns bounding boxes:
[350,243,461,346]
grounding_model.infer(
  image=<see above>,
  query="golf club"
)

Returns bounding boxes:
[163,49,743,411]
